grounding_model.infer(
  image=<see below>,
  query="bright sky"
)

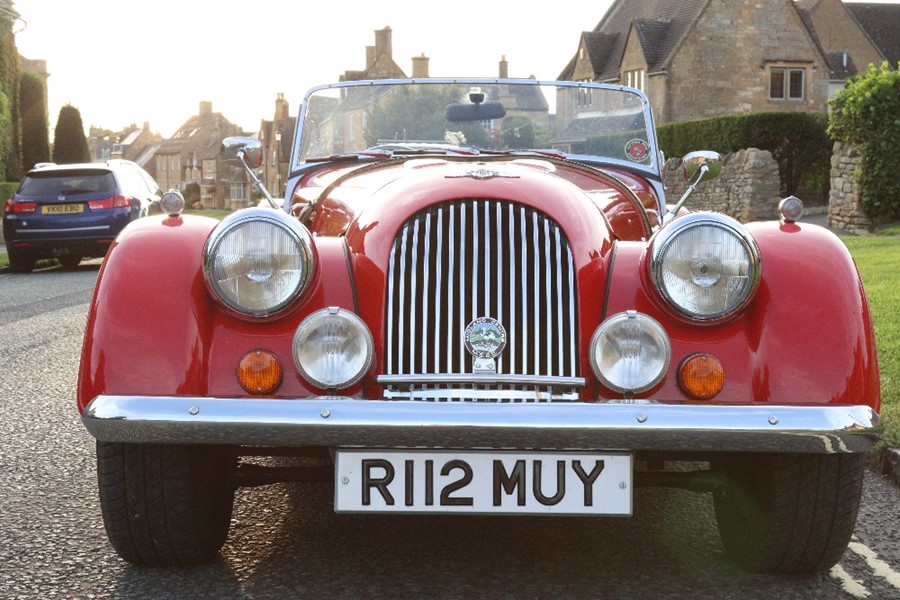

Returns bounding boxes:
[11,0,613,138]
[11,0,890,139]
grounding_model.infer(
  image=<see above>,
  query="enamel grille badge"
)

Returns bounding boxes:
[465,317,507,374]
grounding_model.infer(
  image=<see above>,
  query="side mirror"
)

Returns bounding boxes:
[664,151,723,224]
[682,151,722,183]
[221,136,278,208]
[222,137,264,169]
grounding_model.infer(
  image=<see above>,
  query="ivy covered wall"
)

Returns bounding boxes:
[0,7,22,182]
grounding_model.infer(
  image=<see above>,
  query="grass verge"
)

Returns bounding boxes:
[842,235,900,451]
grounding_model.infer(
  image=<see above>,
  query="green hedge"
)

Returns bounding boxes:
[656,112,832,204]
[1,180,18,216]
[829,63,900,222]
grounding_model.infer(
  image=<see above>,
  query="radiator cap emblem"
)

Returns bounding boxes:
[465,317,507,359]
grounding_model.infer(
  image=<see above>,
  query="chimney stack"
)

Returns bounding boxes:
[499,55,509,78]
[412,53,430,78]
[374,27,393,60]
[276,92,289,119]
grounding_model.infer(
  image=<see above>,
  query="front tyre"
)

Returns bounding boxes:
[96,442,237,566]
[712,452,865,574]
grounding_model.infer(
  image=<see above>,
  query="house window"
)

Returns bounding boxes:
[769,67,805,100]
[577,86,592,107]
[624,69,646,92]
[230,183,246,201]
[202,159,216,180]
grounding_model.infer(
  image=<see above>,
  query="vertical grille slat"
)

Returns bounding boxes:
[384,199,580,402]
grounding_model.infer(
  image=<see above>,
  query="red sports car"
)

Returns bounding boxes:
[77,79,881,574]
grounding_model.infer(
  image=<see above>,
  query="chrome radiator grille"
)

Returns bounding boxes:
[381,199,581,401]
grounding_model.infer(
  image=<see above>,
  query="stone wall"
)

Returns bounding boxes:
[662,148,781,222]
[828,141,874,234]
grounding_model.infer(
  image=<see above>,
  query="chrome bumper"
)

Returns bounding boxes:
[81,395,882,454]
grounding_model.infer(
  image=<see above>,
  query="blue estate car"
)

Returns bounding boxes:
[3,160,162,272]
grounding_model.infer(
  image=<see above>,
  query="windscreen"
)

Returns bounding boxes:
[296,81,655,171]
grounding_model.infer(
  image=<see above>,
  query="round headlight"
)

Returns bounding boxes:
[590,311,671,394]
[203,209,313,318]
[293,307,374,389]
[650,213,761,321]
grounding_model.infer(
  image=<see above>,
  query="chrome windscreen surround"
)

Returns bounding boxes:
[649,212,761,322]
[203,208,314,318]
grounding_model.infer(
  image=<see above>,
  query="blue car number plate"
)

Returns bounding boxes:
[335,450,632,515]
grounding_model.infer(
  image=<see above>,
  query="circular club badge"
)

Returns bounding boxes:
[625,139,650,162]
[464,317,507,359]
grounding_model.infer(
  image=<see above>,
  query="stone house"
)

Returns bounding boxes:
[798,0,900,96]
[89,123,161,163]
[557,0,899,132]
[259,93,296,198]
[153,101,245,209]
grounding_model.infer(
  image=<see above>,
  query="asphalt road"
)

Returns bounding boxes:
[1,263,899,599]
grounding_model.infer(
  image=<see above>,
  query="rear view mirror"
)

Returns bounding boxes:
[445,101,506,122]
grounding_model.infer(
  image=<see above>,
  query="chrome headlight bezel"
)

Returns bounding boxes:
[649,213,761,322]
[203,208,314,319]
[292,307,375,390]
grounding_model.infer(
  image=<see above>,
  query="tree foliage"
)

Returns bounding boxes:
[20,72,50,172]
[828,62,900,221]
[501,116,535,149]
[364,86,490,148]
[52,104,91,164]
[0,90,9,181]
[0,18,22,181]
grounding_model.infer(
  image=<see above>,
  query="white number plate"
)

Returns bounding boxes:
[335,450,632,515]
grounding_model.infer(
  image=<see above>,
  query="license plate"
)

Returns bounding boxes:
[42,204,83,214]
[335,450,632,515]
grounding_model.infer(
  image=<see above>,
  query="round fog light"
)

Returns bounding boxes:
[590,311,671,394]
[293,307,374,389]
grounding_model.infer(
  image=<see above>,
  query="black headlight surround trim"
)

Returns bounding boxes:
[649,212,762,323]
[202,207,315,319]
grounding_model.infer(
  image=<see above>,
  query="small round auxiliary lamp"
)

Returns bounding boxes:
[160,189,186,217]
[778,195,804,224]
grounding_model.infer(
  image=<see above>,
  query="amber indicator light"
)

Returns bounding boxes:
[678,353,724,400]
[238,349,283,395]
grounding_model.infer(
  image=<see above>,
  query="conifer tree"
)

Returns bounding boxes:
[52,104,91,164]
[20,72,51,171]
